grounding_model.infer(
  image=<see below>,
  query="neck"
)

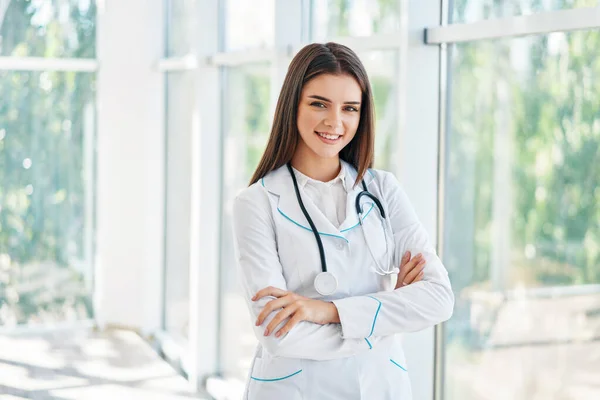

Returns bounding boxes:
[291,151,341,182]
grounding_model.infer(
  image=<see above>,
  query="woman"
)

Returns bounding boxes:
[232,42,454,400]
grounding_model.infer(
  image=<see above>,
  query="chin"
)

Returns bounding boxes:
[312,148,343,159]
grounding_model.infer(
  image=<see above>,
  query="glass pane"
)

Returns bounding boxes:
[0,0,96,58]
[219,63,271,381]
[311,0,401,42]
[0,71,95,326]
[443,30,600,400]
[451,0,599,24]
[166,0,198,57]
[359,50,399,170]
[164,72,195,340]
[225,0,274,51]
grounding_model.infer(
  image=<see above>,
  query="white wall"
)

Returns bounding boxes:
[94,0,165,335]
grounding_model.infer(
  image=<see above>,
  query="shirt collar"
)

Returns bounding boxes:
[291,162,349,192]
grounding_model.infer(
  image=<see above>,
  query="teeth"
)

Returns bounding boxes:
[317,132,341,140]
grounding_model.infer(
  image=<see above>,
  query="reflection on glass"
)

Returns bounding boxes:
[443,30,600,400]
[311,0,401,42]
[164,72,195,340]
[166,0,198,57]
[359,51,399,170]
[225,0,274,51]
[219,63,271,380]
[0,71,96,326]
[451,0,598,24]
[0,0,96,58]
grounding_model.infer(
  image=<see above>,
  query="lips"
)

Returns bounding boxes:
[315,131,342,142]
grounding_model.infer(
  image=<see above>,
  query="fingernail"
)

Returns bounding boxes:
[264,329,269,336]
[275,332,281,338]
[255,320,259,326]
[252,295,256,301]
[403,251,409,259]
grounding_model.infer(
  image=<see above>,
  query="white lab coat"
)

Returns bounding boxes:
[232,160,454,400]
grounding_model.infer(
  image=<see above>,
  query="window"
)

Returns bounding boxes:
[0,70,96,326]
[451,0,599,24]
[359,50,400,170]
[443,29,600,399]
[225,0,274,51]
[311,0,401,42]
[219,63,272,380]
[0,0,96,58]
[166,0,198,57]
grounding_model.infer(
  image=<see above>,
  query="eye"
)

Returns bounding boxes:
[345,106,359,112]
[310,101,326,108]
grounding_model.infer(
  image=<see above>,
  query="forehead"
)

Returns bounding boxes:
[301,73,362,100]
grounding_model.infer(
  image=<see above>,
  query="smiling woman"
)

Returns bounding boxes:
[233,42,454,400]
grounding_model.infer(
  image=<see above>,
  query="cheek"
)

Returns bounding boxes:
[344,116,361,138]
[297,110,320,138]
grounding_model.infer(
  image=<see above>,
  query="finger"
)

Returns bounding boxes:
[405,258,426,284]
[414,271,425,283]
[401,253,423,274]
[398,253,421,283]
[256,296,294,326]
[253,286,287,301]
[275,312,304,338]
[400,251,411,268]
[264,304,297,336]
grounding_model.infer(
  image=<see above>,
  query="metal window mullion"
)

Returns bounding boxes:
[187,0,221,392]
[156,29,409,72]
[399,1,442,400]
[425,6,600,44]
[0,57,98,72]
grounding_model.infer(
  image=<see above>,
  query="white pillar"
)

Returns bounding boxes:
[94,0,165,334]
[188,0,222,390]
[396,1,443,399]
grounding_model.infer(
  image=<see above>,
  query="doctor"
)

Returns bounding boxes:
[232,42,454,400]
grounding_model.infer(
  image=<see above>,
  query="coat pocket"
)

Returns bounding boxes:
[388,342,412,400]
[248,357,304,400]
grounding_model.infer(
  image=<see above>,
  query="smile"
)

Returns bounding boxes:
[315,131,342,142]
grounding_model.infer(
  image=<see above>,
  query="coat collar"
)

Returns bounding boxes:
[261,160,378,241]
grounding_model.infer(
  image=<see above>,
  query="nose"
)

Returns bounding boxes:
[323,109,343,132]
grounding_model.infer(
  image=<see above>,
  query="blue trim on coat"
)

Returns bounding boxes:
[365,338,373,349]
[390,359,407,371]
[276,202,376,242]
[277,209,350,242]
[251,369,303,382]
[366,296,382,338]
[340,203,375,233]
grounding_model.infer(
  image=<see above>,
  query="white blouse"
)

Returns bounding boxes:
[291,163,348,228]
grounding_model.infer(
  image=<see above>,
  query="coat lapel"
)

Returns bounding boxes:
[337,161,378,233]
[261,164,346,241]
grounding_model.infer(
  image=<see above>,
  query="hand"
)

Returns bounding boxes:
[395,251,426,290]
[253,287,340,338]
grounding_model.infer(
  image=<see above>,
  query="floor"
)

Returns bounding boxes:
[0,328,209,400]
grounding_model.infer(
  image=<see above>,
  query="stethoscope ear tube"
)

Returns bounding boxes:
[355,183,386,219]
[287,163,328,273]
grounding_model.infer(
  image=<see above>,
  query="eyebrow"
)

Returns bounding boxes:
[307,95,361,105]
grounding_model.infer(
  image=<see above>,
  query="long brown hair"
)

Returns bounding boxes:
[248,42,375,187]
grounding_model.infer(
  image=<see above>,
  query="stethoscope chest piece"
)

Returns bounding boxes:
[314,271,338,296]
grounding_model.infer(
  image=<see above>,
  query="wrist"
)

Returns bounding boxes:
[328,301,341,324]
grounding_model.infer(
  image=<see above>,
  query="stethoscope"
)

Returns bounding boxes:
[287,163,396,296]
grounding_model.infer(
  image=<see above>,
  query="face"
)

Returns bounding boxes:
[295,73,362,161]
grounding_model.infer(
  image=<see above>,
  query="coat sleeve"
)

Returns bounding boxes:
[232,186,376,360]
[331,172,455,339]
